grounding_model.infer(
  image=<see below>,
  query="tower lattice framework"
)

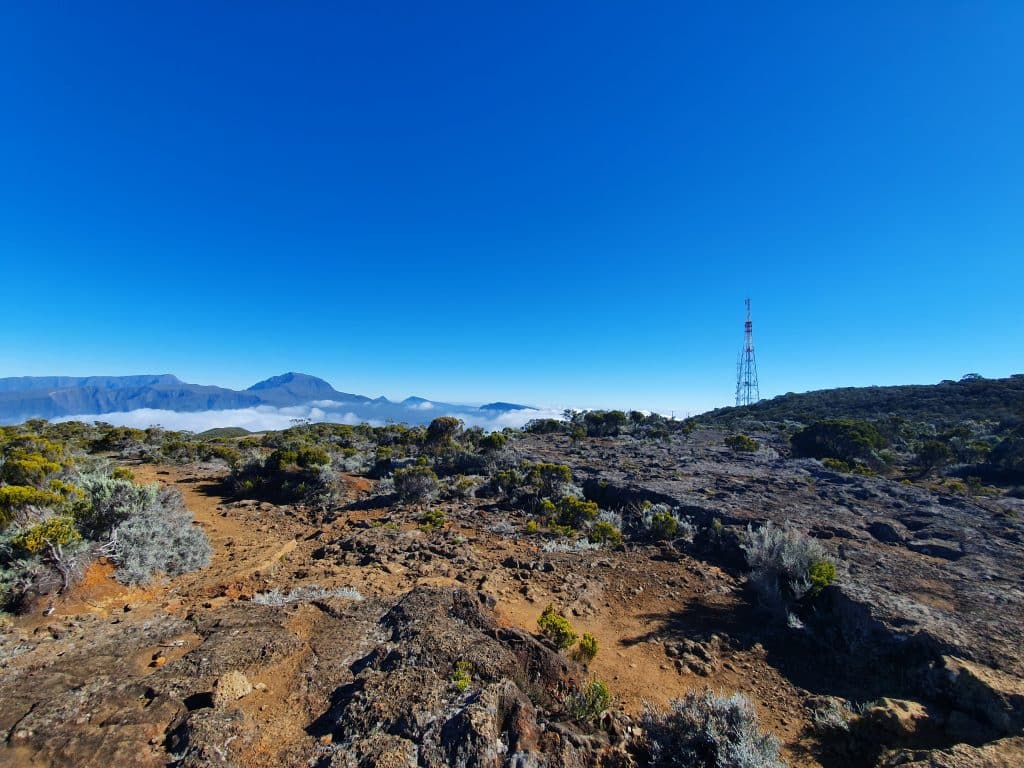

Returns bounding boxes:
[735,298,760,406]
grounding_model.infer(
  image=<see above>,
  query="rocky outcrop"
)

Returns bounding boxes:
[314,587,607,768]
[0,582,625,768]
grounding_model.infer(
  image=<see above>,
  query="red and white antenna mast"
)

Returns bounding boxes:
[735,298,760,406]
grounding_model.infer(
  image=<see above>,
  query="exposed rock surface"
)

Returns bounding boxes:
[523,431,1024,682]
[0,585,618,768]
[3,433,1023,768]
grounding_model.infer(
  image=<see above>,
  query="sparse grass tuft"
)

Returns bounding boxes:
[252,584,363,605]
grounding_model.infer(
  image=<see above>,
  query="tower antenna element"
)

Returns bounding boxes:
[735,298,760,406]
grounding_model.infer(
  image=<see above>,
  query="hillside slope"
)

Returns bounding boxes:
[697,375,1024,429]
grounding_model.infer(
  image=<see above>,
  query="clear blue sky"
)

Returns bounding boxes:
[1,2,1021,414]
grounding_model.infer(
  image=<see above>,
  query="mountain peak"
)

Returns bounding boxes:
[247,372,333,392]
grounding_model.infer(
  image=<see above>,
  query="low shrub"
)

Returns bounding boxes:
[808,560,836,596]
[641,503,693,542]
[267,445,331,471]
[426,416,463,448]
[641,689,784,768]
[489,468,523,497]
[451,660,473,692]
[588,520,623,547]
[791,419,886,465]
[742,521,835,611]
[565,679,612,722]
[434,448,486,477]
[524,418,565,434]
[538,603,578,649]
[916,439,953,475]
[252,584,363,605]
[0,486,64,528]
[583,410,628,437]
[821,457,851,473]
[419,508,446,532]
[725,434,760,452]
[944,479,967,495]
[541,537,600,553]
[574,632,598,664]
[394,465,440,504]
[109,488,212,585]
[555,496,599,529]
[526,462,573,498]
[74,472,160,537]
[448,475,478,499]
[479,432,508,452]
[11,516,80,554]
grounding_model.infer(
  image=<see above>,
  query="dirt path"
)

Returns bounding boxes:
[32,464,821,766]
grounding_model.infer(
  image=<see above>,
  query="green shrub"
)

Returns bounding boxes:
[419,508,446,531]
[565,679,612,722]
[548,523,576,538]
[916,439,953,475]
[808,560,836,596]
[204,444,242,467]
[267,445,331,470]
[584,410,628,437]
[588,520,622,547]
[791,419,886,464]
[1,440,64,486]
[725,434,760,452]
[538,603,578,649]
[479,432,507,452]
[449,475,477,499]
[490,468,523,496]
[0,486,64,528]
[296,446,331,468]
[944,479,967,495]
[574,632,598,664]
[525,520,539,535]
[11,516,81,554]
[642,504,685,541]
[266,448,297,470]
[822,457,851,473]
[426,416,463,448]
[451,660,472,692]
[526,462,573,498]
[555,496,598,529]
[524,418,565,434]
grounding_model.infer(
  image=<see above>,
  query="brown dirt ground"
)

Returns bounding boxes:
[29,464,823,767]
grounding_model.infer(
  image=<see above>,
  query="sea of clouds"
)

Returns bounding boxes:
[54,402,566,433]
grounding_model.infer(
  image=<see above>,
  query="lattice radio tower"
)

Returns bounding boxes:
[735,298,760,406]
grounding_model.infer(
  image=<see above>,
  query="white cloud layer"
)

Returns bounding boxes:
[55,403,566,434]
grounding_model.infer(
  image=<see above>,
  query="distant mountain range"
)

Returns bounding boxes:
[0,372,536,427]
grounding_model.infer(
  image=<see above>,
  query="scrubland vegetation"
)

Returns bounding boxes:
[0,422,210,609]
[3,374,1024,767]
